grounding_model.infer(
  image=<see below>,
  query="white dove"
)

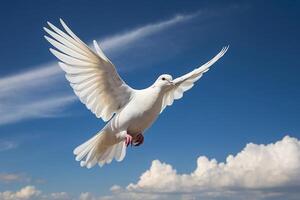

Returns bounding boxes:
[44,19,228,168]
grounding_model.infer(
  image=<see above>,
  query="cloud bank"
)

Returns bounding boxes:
[128,136,300,191]
[1,135,299,200]
[105,135,300,200]
[0,12,198,126]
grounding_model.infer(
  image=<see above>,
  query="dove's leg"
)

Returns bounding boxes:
[133,133,144,146]
[116,131,133,147]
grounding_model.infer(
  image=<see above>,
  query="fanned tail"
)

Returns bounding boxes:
[73,131,126,168]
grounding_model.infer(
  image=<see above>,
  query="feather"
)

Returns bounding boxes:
[44,20,134,122]
[160,46,229,112]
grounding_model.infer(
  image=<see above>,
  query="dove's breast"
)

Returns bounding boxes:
[108,88,163,135]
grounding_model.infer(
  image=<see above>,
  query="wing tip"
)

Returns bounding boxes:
[43,27,49,32]
[216,45,229,59]
[222,45,230,54]
[93,40,98,48]
[60,18,69,30]
[93,40,97,46]
[49,48,58,55]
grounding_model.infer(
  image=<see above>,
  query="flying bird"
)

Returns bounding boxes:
[44,19,228,168]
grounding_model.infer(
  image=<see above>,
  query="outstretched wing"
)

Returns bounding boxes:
[160,46,229,112]
[44,19,134,121]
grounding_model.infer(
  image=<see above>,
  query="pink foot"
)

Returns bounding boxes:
[125,134,133,147]
[133,133,144,146]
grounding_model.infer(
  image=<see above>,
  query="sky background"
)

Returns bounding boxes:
[0,1,300,200]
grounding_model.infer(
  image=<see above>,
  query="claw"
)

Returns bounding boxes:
[125,134,133,147]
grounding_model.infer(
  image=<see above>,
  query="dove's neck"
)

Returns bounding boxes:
[145,86,167,107]
[150,83,169,93]
[149,85,166,98]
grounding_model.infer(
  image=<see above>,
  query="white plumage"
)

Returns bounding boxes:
[44,19,228,168]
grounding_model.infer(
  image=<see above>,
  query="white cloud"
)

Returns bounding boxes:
[48,192,71,200]
[0,94,76,126]
[79,192,97,200]
[0,173,21,183]
[0,12,198,126]
[128,136,300,191]
[2,136,299,200]
[0,64,60,96]
[105,135,300,200]
[0,173,30,184]
[0,185,41,200]
[100,12,199,53]
[0,186,71,200]
[0,140,18,152]
[0,62,76,125]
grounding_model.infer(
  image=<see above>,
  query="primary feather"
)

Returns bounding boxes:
[44,19,134,122]
[160,46,228,112]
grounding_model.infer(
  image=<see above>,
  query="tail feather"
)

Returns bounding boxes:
[98,146,113,166]
[74,134,101,161]
[74,131,126,168]
[115,142,126,161]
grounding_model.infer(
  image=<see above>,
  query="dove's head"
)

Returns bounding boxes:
[153,74,174,88]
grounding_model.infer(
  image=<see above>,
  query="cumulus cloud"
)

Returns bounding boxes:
[0,186,71,200]
[48,192,71,200]
[79,192,97,200]
[0,185,41,200]
[107,135,300,200]
[128,135,300,191]
[0,186,88,200]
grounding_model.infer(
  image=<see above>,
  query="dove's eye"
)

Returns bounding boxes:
[162,77,166,81]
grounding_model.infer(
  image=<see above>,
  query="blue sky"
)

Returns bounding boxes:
[0,1,300,200]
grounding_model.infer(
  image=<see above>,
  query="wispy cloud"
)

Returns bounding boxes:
[0,62,77,125]
[0,63,60,95]
[0,12,198,126]
[0,140,18,152]
[0,173,30,184]
[100,12,199,52]
[0,95,76,126]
